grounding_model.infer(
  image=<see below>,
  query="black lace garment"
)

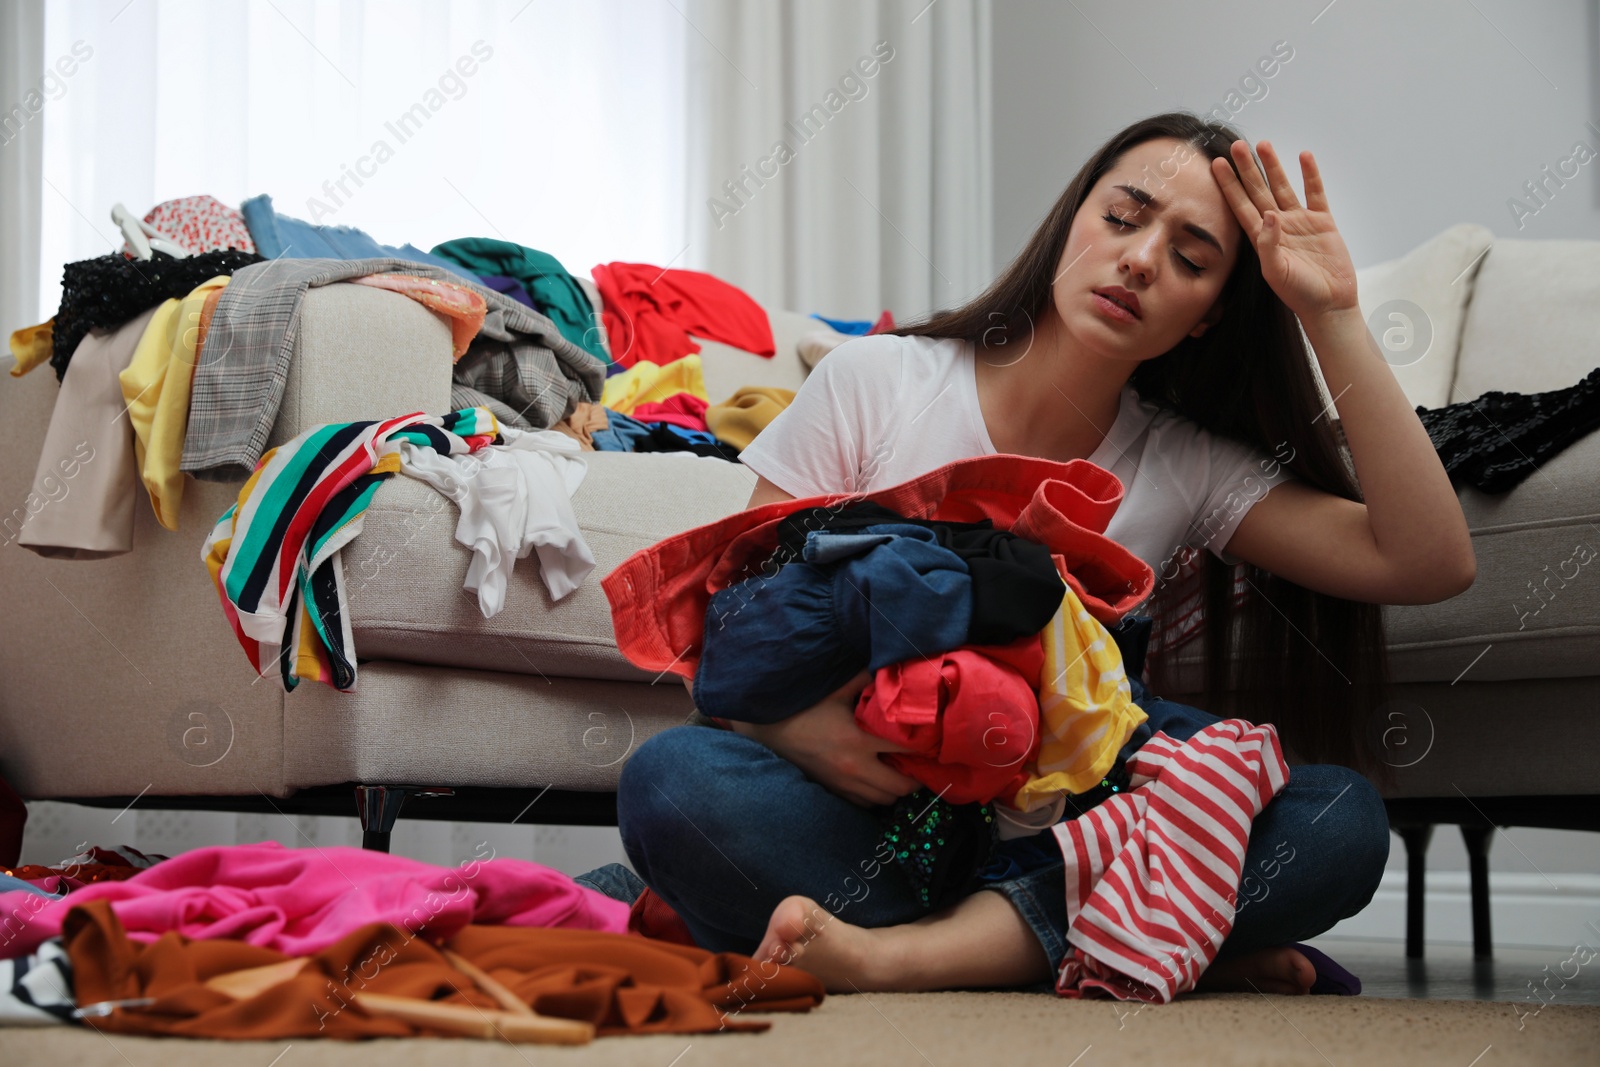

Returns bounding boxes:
[49,249,264,381]
[1416,367,1600,493]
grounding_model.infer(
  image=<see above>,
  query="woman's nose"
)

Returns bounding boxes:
[1119,235,1158,285]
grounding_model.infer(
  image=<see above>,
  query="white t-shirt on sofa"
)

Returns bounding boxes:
[737,333,1296,586]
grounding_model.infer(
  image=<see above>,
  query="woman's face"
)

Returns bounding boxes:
[1049,137,1243,364]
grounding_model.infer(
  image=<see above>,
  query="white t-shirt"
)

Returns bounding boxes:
[738,334,1295,587]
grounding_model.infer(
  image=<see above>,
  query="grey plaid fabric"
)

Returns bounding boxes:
[180,257,605,481]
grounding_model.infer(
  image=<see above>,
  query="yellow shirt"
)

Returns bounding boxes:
[600,354,706,414]
[120,276,231,531]
[1012,585,1149,809]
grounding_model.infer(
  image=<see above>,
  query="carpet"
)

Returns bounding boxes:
[2,991,1595,1065]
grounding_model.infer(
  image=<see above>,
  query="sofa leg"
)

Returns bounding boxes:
[355,785,407,853]
[1396,823,1433,959]
[1460,823,1494,960]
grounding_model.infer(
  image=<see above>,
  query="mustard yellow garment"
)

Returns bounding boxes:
[705,386,796,450]
[8,319,54,376]
[1012,585,1149,810]
[119,276,231,531]
[600,354,706,415]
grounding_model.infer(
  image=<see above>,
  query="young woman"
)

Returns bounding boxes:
[605,112,1475,996]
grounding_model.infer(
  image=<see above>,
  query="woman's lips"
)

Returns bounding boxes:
[1092,291,1140,324]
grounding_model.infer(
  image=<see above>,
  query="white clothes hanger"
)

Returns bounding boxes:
[112,202,193,260]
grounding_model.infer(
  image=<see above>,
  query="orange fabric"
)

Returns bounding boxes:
[549,400,609,450]
[348,273,488,360]
[64,900,822,1040]
[602,454,1154,682]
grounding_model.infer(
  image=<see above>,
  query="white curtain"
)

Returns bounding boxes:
[686,0,993,322]
[34,0,688,323]
[1,0,45,341]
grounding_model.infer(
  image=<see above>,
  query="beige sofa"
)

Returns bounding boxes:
[1,226,1596,953]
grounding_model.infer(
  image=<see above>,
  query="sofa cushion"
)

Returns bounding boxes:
[1353,222,1495,410]
[348,451,757,681]
[1382,429,1600,683]
[1451,237,1600,403]
[282,661,694,792]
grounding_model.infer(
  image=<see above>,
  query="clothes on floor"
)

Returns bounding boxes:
[1052,717,1290,1001]
[4,846,166,897]
[396,425,594,611]
[694,524,972,722]
[202,408,500,692]
[604,454,1152,686]
[45,899,819,1038]
[15,309,157,559]
[0,938,73,1025]
[0,841,628,963]
[432,237,608,364]
[857,635,1045,805]
[347,272,487,360]
[181,258,604,481]
[119,275,232,531]
[600,353,707,414]
[28,249,264,382]
[767,502,1066,646]
[1416,366,1600,492]
[705,385,795,449]
[590,262,774,369]
[122,195,254,257]
[632,423,741,461]
[631,391,709,431]
[737,334,1297,578]
[240,193,465,277]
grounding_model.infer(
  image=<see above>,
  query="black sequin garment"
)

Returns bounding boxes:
[49,249,264,381]
[1416,367,1600,493]
[882,790,997,911]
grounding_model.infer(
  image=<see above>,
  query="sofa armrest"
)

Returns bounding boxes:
[266,282,455,449]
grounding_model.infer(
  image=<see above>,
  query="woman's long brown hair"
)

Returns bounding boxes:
[888,111,1388,776]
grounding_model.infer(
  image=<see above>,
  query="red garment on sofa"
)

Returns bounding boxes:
[856,636,1045,804]
[603,454,1154,683]
[590,262,775,369]
[0,841,628,961]
[631,391,710,431]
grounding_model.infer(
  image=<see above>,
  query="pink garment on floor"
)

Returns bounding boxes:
[631,392,710,431]
[122,195,255,256]
[349,273,488,360]
[0,841,629,961]
[855,637,1044,805]
[1053,720,1290,1003]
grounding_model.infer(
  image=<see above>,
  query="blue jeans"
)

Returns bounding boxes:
[603,628,1390,977]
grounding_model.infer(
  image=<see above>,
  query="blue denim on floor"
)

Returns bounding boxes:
[607,618,1391,984]
[0,872,57,897]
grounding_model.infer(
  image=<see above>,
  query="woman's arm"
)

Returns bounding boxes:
[1211,140,1475,605]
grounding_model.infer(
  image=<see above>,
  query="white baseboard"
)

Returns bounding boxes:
[1318,871,1600,950]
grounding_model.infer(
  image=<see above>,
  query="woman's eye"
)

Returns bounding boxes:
[1176,253,1205,275]
[1102,211,1134,230]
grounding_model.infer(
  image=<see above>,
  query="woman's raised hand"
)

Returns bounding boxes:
[1211,140,1358,321]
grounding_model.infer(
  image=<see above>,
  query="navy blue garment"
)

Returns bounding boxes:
[693,524,971,723]
[632,423,740,461]
[476,274,537,309]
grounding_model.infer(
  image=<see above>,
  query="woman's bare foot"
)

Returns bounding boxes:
[756,895,893,993]
[1195,945,1317,995]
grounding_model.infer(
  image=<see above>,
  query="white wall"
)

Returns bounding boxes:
[991,0,1600,273]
